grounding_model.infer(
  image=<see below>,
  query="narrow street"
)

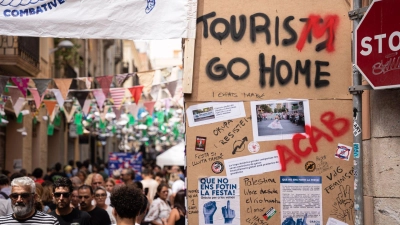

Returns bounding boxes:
[257,119,305,136]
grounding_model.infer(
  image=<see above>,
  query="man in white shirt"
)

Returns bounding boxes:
[140,169,158,202]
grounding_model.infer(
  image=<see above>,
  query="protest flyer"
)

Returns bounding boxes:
[280,176,323,225]
[198,177,240,225]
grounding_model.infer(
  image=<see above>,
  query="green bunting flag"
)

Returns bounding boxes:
[47,124,54,136]
[17,112,23,123]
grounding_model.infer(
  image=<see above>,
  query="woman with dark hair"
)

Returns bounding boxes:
[166,190,186,225]
[144,183,171,225]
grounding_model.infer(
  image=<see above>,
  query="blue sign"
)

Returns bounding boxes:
[108,152,143,178]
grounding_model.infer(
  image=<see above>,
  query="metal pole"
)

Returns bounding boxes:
[352,0,364,224]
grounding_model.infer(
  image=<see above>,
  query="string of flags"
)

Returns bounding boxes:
[0,68,185,149]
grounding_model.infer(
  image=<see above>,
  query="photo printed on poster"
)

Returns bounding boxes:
[250,99,311,141]
[199,177,240,225]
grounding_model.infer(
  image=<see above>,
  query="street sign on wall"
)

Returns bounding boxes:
[355,0,400,89]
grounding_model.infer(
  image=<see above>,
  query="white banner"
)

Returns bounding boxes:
[0,0,196,40]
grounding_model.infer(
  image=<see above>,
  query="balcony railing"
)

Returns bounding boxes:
[0,36,40,76]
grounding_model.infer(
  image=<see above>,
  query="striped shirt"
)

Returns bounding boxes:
[0,210,60,224]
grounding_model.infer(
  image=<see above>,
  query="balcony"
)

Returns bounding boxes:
[0,36,40,77]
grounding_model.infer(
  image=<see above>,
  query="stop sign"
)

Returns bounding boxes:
[355,0,400,89]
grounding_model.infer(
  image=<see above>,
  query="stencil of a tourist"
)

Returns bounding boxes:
[268,115,283,129]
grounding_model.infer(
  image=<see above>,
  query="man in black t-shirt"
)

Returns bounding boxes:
[49,178,91,225]
[78,185,111,225]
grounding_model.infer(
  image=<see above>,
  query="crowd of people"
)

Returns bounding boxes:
[0,160,186,225]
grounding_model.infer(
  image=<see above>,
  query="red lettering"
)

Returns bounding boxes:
[306,125,333,152]
[320,112,350,137]
[276,145,301,172]
[293,133,312,157]
[296,15,339,52]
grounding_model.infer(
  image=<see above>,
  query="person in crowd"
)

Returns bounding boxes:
[77,170,87,184]
[32,168,44,184]
[105,178,116,193]
[141,168,159,201]
[10,172,24,183]
[19,169,28,176]
[0,177,60,224]
[153,165,162,175]
[100,163,109,180]
[34,183,44,212]
[91,173,110,205]
[70,188,80,209]
[42,181,56,212]
[166,190,186,225]
[43,167,54,181]
[49,177,91,225]
[144,183,171,225]
[94,187,116,224]
[84,173,94,186]
[1,170,10,180]
[0,198,12,216]
[64,165,73,178]
[50,163,68,183]
[70,176,83,189]
[169,173,184,207]
[78,185,111,225]
[0,174,10,199]
[121,168,135,185]
[110,184,144,225]
[155,172,166,185]
[112,170,122,184]
[136,193,148,225]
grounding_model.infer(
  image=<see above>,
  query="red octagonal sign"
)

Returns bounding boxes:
[355,0,400,89]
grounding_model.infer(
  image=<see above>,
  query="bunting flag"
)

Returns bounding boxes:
[77,77,92,89]
[127,104,141,120]
[144,101,156,115]
[82,99,91,115]
[7,87,23,106]
[32,79,51,98]
[53,78,73,100]
[115,73,133,86]
[128,86,144,105]
[0,76,9,96]
[93,89,106,111]
[150,84,161,101]
[63,102,77,123]
[112,106,122,120]
[137,71,155,95]
[11,77,29,97]
[13,97,26,117]
[52,89,65,109]
[96,75,114,97]
[28,88,46,108]
[160,68,171,78]
[100,105,111,122]
[165,98,171,112]
[166,80,178,98]
[43,100,57,116]
[70,91,90,109]
[110,88,125,110]
[50,104,60,123]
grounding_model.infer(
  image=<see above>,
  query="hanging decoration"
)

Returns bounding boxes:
[96,75,114,97]
[53,78,73,100]
[11,77,29,97]
[32,79,51,98]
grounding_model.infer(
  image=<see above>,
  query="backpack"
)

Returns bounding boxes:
[0,191,8,199]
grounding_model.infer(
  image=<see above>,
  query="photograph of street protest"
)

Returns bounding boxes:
[250,99,311,141]
[192,106,216,122]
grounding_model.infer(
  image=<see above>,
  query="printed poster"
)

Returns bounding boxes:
[280,176,323,225]
[199,176,240,225]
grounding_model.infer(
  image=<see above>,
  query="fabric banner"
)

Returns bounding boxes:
[0,76,9,96]
[150,84,161,101]
[7,87,23,105]
[93,89,106,111]
[128,86,144,105]
[43,100,57,116]
[96,75,114,97]
[0,0,192,39]
[32,78,51,98]
[115,73,134,87]
[28,88,46,108]
[52,89,65,108]
[53,78,72,100]
[50,104,59,123]
[82,99,91,116]
[112,106,122,120]
[127,104,141,120]
[70,91,89,109]
[63,102,76,123]
[137,71,155,95]
[144,101,156,115]
[13,97,25,116]
[11,77,29,97]
[110,88,125,110]
[166,80,178,98]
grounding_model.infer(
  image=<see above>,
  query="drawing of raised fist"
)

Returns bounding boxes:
[203,201,217,224]
[221,200,235,224]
